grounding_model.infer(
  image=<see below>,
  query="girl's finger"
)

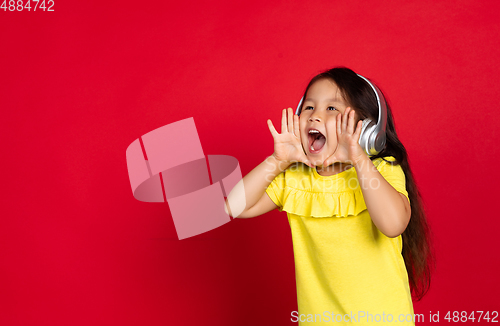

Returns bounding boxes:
[287,108,294,133]
[353,120,363,141]
[267,119,278,138]
[293,114,300,138]
[347,109,355,134]
[342,107,350,132]
[281,108,288,134]
[336,112,342,135]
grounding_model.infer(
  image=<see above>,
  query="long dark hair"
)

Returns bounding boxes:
[298,67,435,301]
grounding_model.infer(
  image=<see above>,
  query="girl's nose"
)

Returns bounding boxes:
[309,116,321,122]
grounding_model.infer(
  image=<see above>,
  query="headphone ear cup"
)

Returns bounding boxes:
[358,119,375,155]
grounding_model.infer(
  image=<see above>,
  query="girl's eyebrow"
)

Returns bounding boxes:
[304,97,343,103]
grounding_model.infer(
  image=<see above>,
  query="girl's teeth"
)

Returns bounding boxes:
[310,145,315,151]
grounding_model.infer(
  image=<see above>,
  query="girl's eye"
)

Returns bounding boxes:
[327,106,337,111]
[304,106,313,110]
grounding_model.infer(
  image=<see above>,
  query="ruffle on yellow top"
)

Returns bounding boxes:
[266,156,409,219]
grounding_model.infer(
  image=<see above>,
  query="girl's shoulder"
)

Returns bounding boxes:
[373,155,398,166]
[370,155,401,171]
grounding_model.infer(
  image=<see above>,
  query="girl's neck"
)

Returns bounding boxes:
[316,162,353,176]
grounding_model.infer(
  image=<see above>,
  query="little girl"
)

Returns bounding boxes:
[225,67,434,325]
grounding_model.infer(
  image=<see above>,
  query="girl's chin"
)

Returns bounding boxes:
[306,153,327,167]
[302,143,334,166]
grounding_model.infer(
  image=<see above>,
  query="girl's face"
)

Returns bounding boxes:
[299,78,361,167]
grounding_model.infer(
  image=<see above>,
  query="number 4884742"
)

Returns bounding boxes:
[1,0,55,11]
[444,311,498,323]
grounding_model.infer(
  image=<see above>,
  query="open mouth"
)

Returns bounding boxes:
[308,129,326,154]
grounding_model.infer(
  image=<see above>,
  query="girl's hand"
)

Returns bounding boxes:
[323,107,366,167]
[267,108,313,168]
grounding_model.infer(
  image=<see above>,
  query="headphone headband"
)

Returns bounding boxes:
[356,74,387,135]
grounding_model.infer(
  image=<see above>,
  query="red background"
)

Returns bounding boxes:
[1,0,499,325]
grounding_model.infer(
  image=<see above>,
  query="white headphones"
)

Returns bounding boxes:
[295,74,387,156]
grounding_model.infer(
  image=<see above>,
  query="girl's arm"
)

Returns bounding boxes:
[224,154,290,218]
[353,153,411,238]
[322,107,411,238]
[225,108,312,218]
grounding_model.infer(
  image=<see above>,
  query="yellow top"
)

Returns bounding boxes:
[265,156,415,325]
